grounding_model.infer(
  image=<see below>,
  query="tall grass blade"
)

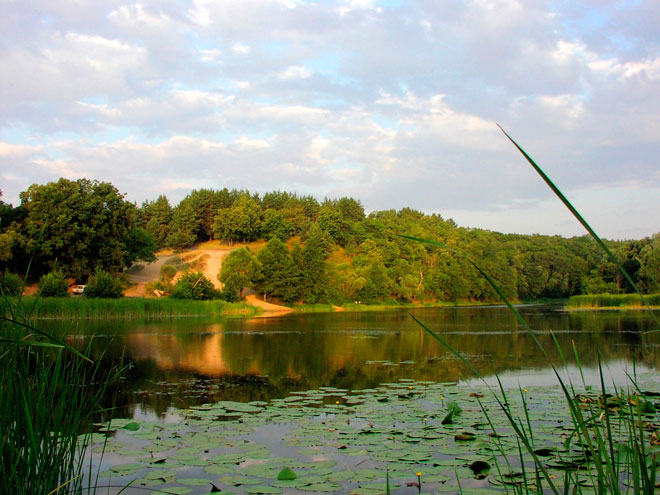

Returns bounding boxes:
[498,124,660,329]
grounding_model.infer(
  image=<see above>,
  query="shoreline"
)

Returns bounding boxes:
[565,305,660,311]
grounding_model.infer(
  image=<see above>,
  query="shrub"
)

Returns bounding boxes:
[38,270,69,297]
[171,271,221,300]
[84,270,124,298]
[0,271,22,296]
[160,264,177,282]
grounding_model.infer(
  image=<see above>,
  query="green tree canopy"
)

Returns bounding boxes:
[213,195,263,243]
[171,271,221,300]
[218,247,253,300]
[251,237,301,303]
[19,178,136,280]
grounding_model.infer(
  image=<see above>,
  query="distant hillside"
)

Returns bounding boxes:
[2,182,659,304]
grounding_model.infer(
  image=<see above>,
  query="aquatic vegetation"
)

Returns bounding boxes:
[2,296,260,319]
[87,376,660,494]
[0,307,124,494]
[567,293,660,309]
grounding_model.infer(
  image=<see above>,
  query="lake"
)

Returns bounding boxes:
[42,303,659,421]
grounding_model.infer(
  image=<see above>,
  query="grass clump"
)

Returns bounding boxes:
[567,293,660,309]
[3,296,259,319]
[0,301,124,494]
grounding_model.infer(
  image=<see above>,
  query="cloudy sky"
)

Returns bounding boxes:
[1,0,659,239]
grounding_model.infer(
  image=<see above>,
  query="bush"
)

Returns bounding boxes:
[160,264,177,282]
[171,271,221,300]
[38,270,69,297]
[84,270,124,298]
[0,271,22,296]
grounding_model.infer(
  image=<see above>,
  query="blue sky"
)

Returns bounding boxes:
[1,0,659,239]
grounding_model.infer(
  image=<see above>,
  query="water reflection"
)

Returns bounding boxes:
[43,304,659,418]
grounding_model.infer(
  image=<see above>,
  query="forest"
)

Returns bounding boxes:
[1,177,659,304]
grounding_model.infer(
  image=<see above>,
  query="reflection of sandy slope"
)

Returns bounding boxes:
[126,324,233,375]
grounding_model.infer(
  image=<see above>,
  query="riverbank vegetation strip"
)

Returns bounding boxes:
[567,292,660,309]
[2,178,660,308]
[4,296,261,319]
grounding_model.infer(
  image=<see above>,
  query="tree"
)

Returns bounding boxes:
[19,178,136,280]
[261,209,294,241]
[0,271,22,296]
[297,224,330,303]
[638,234,660,293]
[166,203,198,251]
[177,189,226,241]
[213,195,263,243]
[139,195,172,248]
[38,270,69,297]
[84,270,124,298]
[251,237,301,302]
[123,227,156,266]
[317,208,351,247]
[171,271,221,300]
[218,248,253,300]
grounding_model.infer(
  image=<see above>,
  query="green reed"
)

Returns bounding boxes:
[0,301,125,494]
[4,296,260,319]
[567,293,660,309]
[404,127,660,494]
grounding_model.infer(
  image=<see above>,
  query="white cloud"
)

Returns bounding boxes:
[232,43,250,54]
[277,65,312,80]
[2,0,660,237]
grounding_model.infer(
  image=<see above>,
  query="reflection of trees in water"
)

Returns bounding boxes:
[48,306,660,417]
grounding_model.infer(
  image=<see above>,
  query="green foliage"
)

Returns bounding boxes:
[38,269,69,297]
[5,296,258,319]
[5,179,659,305]
[139,194,172,248]
[567,292,660,308]
[0,307,123,494]
[19,178,136,279]
[166,203,199,251]
[218,247,253,300]
[160,264,177,282]
[213,194,263,243]
[123,227,156,266]
[0,271,22,296]
[251,237,301,303]
[171,271,221,300]
[84,270,124,298]
[296,224,331,303]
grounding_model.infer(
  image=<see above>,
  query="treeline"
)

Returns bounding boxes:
[1,179,659,304]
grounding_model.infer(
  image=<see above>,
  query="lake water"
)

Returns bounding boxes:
[42,303,659,420]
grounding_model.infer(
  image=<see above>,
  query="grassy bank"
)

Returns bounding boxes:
[290,300,518,313]
[566,292,660,309]
[4,296,261,319]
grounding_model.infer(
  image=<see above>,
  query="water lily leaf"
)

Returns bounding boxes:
[177,478,214,486]
[245,486,282,494]
[124,422,141,431]
[110,463,144,474]
[149,487,192,495]
[297,482,342,492]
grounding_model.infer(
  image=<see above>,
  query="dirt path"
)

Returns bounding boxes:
[245,295,294,315]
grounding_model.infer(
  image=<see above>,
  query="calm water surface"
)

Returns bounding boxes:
[42,304,659,419]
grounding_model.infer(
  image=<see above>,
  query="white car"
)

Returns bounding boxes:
[72,285,86,295]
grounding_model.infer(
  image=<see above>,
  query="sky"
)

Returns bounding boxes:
[1,0,659,239]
